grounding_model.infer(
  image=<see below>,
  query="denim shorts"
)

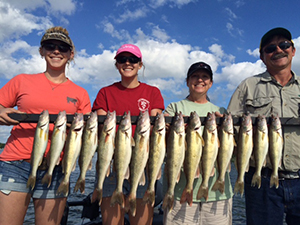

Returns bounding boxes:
[0,160,67,199]
[99,170,149,199]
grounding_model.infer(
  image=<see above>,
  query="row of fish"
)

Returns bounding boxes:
[27,110,284,216]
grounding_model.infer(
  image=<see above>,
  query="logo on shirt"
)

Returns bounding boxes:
[138,98,150,111]
[67,97,77,106]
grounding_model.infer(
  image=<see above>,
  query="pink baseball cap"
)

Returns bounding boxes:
[114,44,142,60]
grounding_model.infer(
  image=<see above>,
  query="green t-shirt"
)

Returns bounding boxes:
[164,98,233,202]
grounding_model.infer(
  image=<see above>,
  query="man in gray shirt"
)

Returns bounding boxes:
[228,27,300,225]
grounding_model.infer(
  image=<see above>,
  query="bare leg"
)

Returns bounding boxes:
[101,196,125,225]
[128,198,154,225]
[33,197,67,225]
[0,191,31,225]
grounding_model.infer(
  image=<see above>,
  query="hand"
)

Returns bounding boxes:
[0,107,24,126]
[215,111,224,118]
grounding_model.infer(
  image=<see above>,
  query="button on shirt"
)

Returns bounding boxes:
[227,71,300,172]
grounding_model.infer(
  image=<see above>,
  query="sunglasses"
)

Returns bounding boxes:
[264,41,292,54]
[42,43,71,53]
[116,56,141,64]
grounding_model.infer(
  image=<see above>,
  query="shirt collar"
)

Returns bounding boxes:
[261,70,299,85]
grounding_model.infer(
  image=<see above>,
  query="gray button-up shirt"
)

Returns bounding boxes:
[227,71,300,172]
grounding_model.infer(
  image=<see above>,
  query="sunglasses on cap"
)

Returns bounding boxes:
[264,41,292,54]
[42,43,71,53]
[116,56,141,64]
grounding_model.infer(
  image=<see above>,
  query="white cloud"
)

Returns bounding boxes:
[114,6,149,23]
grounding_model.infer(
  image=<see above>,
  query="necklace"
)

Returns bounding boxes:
[47,78,68,91]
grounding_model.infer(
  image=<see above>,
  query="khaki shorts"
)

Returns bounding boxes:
[163,198,232,225]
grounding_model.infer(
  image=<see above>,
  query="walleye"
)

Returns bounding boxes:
[163,112,185,212]
[57,113,84,196]
[42,111,67,188]
[110,111,133,208]
[127,110,151,216]
[212,112,235,194]
[197,112,219,201]
[74,111,98,193]
[92,111,116,205]
[234,112,253,196]
[269,114,283,188]
[180,111,204,206]
[27,110,50,190]
[143,113,166,207]
[251,114,269,188]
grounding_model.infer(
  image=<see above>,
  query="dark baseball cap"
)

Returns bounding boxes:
[187,62,213,80]
[259,27,292,52]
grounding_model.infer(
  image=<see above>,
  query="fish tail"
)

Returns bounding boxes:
[91,188,102,205]
[180,188,193,206]
[234,181,244,197]
[27,175,36,190]
[127,193,137,217]
[56,181,69,197]
[270,175,279,189]
[162,193,174,212]
[211,180,225,194]
[251,174,261,188]
[74,179,85,193]
[41,173,52,188]
[142,190,155,207]
[110,190,124,208]
[196,186,208,201]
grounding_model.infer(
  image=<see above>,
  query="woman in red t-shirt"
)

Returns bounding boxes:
[92,44,164,225]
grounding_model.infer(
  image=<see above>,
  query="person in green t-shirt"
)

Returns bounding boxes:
[163,61,233,225]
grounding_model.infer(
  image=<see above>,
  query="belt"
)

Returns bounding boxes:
[260,167,300,180]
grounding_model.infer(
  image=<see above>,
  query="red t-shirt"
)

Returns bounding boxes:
[92,82,165,134]
[0,73,91,161]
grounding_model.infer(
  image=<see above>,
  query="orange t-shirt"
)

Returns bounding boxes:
[0,73,91,161]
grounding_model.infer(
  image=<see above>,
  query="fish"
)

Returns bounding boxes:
[234,112,253,196]
[27,110,50,190]
[143,112,166,207]
[74,111,98,193]
[268,114,283,188]
[57,113,84,196]
[110,111,133,208]
[41,110,67,188]
[197,112,219,201]
[212,112,235,194]
[162,112,185,212]
[251,114,269,188]
[180,111,204,206]
[127,110,151,216]
[91,110,116,205]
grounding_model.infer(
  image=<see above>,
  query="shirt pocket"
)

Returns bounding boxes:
[290,95,300,116]
[245,97,273,116]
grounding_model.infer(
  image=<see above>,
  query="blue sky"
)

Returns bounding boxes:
[1,0,300,142]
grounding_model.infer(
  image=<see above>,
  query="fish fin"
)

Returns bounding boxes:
[211,179,225,194]
[143,190,155,207]
[87,160,93,171]
[176,171,181,183]
[234,181,244,197]
[251,174,261,189]
[196,186,209,201]
[139,171,146,186]
[106,166,111,177]
[233,138,237,147]
[180,188,193,206]
[227,162,231,172]
[56,181,69,197]
[124,167,130,180]
[26,175,36,190]
[71,163,76,172]
[270,175,279,189]
[194,167,200,178]
[91,188,102,205]
[110,191,125,208]
[131,137,135,147]
[41,173,52,188]
[162,193,174,212]
[74,179,85,193]
[156,168,162,180]
[127,193,137,217]
[210,167,215,177]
